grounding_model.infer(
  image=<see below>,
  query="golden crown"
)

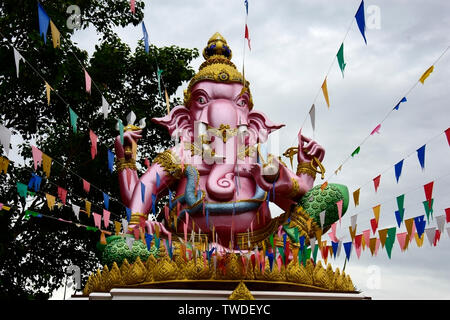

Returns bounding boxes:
[184,32,253,109]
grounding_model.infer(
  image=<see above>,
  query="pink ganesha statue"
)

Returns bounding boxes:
[113,33,349,256]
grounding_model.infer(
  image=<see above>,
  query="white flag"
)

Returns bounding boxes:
[447,227,450,238]
[0,124,12,156]
[319,210,326,229]
[336,240,342,257]
[309,104,315,131]
[425,227,436,246]
[351,214,358,230]
[309,237,316,256]
[121,218,129,234]
[435,215,446,234]
[13,48,25,78]
[72,204,80,220]
[102,96,110,119]
[126,237,135,251]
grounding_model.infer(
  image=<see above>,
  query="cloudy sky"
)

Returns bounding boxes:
[51,0,450,300]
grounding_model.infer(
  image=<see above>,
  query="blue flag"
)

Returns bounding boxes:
[417,145,426,170]
[267,251,274,271]
[145,233,153,251]
[141,182,146,203]
[355,1,367,44]
[299,235,305,251]
[343,242,352,261]
[331,241,339,258]
[206,208,209,228]
[28,173,42,192]
[142,22,149,53]
[414,215,426,238]
[108,150,114,173]
[395,208,405,228]
[283,233,287,250]
[244,0,249,15]
[156,172,160,188]
[168,189,173,209]
[393,97,407,110]
[103,192,109,210]
[151,193,157,214]
[37,3,50,43]
[126,207,131,222]
[394,160,404,183]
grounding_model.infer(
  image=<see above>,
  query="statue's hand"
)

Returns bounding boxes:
[114,130,142,160]
[297,133,325,164]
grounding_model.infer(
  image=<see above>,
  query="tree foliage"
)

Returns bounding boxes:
[0,0,199,299]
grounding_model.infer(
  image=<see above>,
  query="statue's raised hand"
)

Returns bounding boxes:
[297,131,325,164]
[114,130,143,160]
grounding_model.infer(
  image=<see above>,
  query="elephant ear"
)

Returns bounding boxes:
[152,105,193,139]
[247,110,285,143]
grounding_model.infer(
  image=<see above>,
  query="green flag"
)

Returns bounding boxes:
[423,199,434,222]
[157,68,164,97]
[17,182,28,198]
[387,227,397,239]
[312,243,319,263]
[269,234,274,248]
[302,247,311,266]
[385,236,394,259]
[351,146,360,157]
[118,119,124,145]
[396,194,405,211]
[69,107,78,133]
[337,43,346,78]
[86,226,98,232]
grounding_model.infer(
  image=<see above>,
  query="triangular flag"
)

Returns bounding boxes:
[0,124,11,157]
[69,107,78,133]
[130,0,136,13]
[102,96,110,119]
[419,65,434,84]
[321,77,330,108]
[49,21,61,48]
[331,241,339,258]
[126,237,135,251]
[336,43,346,78]
[245,24,251,50]
[125,207,131,222]
[103,209,110,228]
[42,153,52,178]
[0,157,9,174]
[445,208,450,223]
[362,229,371,251]
[164,89,171,115]
[396,232,407,251]
[414,215,426,238]
[415,233,425,247]
[369,238,377,256]
[445,128,450,147]
[370,124,381,135]
[309,104,315,132]
[393,97,407,110]
[92,212,102,229]
[13,48,25,78]
[353,189,360,207]
[108,150,114,173]
[355,0,367,44]
[336,200,343,225]
[425,227,436,246]
[85,200,91,217]
[373,175,381,192]
[423,199,434,222]
[349,225,357,241]
[31,146,43,171]
[319,210,326,229]
[72,204,80,220]
[424,181,433,209]
[374,238,381,256]
[385,236,394,259]
[114,221,121,235]
[396,194,405,211]
[89,130,98,159]
[17,182,28,198]
[46,193,56,211]
[394,160,404,183]
[37,3,50,43]
[378,229,388,248]
[370,218,378,235]
[435,215,446,234]
[395,208,405,228]
[83,179,90,193]
[57,186,67,205]
[84,70,91,94]
[405,218,414,238]
[372,205,381,222]
[103,192,109,210]
[416,145,426,170]
[142,22,149,53]
[343,242,352,261]
[320,181,328,191]
[45,82,52,105]
[122,218,128,234]
[351,214,358,230]
[351,146,360,157]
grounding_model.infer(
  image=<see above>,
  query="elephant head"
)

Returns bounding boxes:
[153,33,284,202]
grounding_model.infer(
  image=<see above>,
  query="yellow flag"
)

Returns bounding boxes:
[415,233,424,247]
[419,65,434,84]
[405,218,414,238]
[164,88,170,114]
[321,77,330,108]
[292,247,299,264]
[100,232,107,245]
[45,82,52,105]
[42,153,52,178]
[349,225,357,241]
[369,238,377,256]
[114,221,122,235]
[353,188,360,207]
[50,21,61,48]
[155,223,160,239]
[372,204,381,222]
[378,229,388,248]
[0,156,10,174]
[315,229,322,249]
[46,193,56,211]
[85,200,91,218]
[2,206,11,211]
[334,165,342,175]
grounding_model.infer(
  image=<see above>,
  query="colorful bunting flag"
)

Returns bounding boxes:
[394,160,404,183]
[107,150,114,173]
[353,189,360,207]
[89,130,98,159]
[0,125,11,156]
[28,173,42,191]
[57,186,67,205]
[378,228,388,248]
[31,146,43,171]
[355,0,367,44]
[130,0,136,13]
[122,218,129,234]
[445,208,450,223]
[419,65,434,84]
[393,97,407,110]
[46,193,56,211]
[319,211,326,229]
[69,107,78,133]
[85,200,91,217]
[416,145,426,170]
[424,181,433,209]
[84,70,91,94]
[103,192,109,209]
[45,82,52,105]
[370,124,381,135]
[414,215,426,238]
[93,213,102,229]
[396,232,407,251]
[42,153,52,177]
[49,21,60,48]
[72,204,80,220]
[0,156,9,174]
[118,119,124,145]
[423,199,434,222]
[414,233,424,247]
[164,89,171,115]
[83,179,90,193]
[336,200,343,225]
[351,146,360,157]
[445,128,450,147]
[13,48,24,78]
[373,175,381,192]
[343,242,352,261]
[425,227,436,246]
[245,24,251,50]
[37,3,50,43]
[17,182,28,198]
[321,77,330,108]
[309,104,315,132]
[126,207,131,222]
[103,209,110,228]
[142,22,149,53]
[396,194,405,211]
[370,218,378,234]
[336,43,346,78]
[435,215,446,234]
[351,214,358,230]
[372,204,381,222]
[395,209,405,228]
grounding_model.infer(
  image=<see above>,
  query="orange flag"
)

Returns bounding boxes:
[321,77,330,108]
[419,65,434,84]
[415,233,425,247]
[50,21,60,48]
[114,221,122,235]
[353,188,360,207]
[85,200,91,218]
[349,225,357,241]
[378,228,388,248]
[372,204,381,222]
[46,193,56,211]
[42,153,52,178]
[320,181,328,191]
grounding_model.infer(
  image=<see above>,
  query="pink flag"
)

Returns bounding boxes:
[103,209,110,228]
[31,146,43,171]
[374,238,381,256]
[130,0,135,13]
[397,232,407,251]
[370,124,381,135]
[409,222,416,243]
[93,212,102,229]
[245,24,251,50]
[328,222,338,243]
[183,222,188,243]
[355,241,362,259]
[57,186,67,205]
[363,229,371,250]
[355,234,362,250]
[89,130,98,160]
[186,212,189,228]
[276,254,282,272]
[373,175,381,193]
[83,179,90,193]
[84,70,91,94]
[336,200,343,225]
[168,232,172,247]
[424,181,434,209]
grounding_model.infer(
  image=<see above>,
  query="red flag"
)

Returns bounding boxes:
[445,128,450,147]
[445,208,450,223]
[57,186,67,205]
[424,181,434,209]
[83,179,90,193]
[434,229,441,246]
[245,24,251,50]
[370,218,378,234]
[373,175,381,193]
[89,130,98,160]
[144,158,150,168]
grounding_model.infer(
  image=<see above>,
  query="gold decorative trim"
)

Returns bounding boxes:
[115,158,137,172]
[229,281,254,300]
[153,150,183,180]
